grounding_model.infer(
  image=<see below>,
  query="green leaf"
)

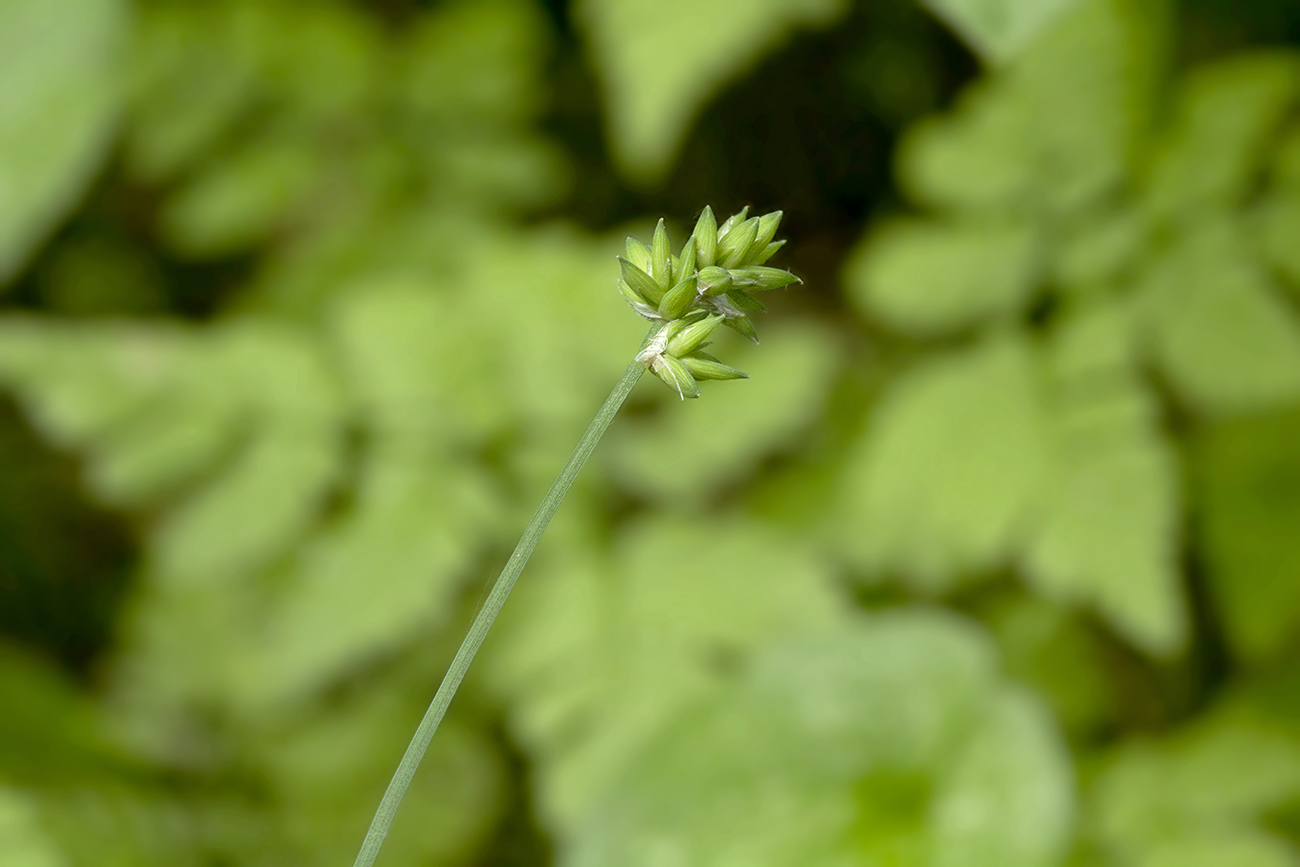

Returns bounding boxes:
[837,334,1049,588]
[1025,301,1185,654]
[1141,53,1300,223]
[1195,406,1300,662]
[0,0,126,283]
[843,217,1038,336]
[919,0,1082,65]
[573,0,847,183]
[1139,219,1300,415]
[899,0,1158,217]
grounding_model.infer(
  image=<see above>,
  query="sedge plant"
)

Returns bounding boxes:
[353,206,799,866]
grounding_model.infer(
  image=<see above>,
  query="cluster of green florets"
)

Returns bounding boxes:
[619,206,799,399]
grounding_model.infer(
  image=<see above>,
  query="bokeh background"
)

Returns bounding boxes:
[3,0,1300,864]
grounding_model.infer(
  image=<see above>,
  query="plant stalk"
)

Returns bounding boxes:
[353,342,651,867]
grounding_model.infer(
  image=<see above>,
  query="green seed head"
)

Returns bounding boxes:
[621,207,796,396]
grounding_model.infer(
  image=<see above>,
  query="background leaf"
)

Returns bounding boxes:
[843,217,1038,335]
[573,0,848,183]
[0,0,125,282]
[918,0,1082,65]
[837,333,1049,588]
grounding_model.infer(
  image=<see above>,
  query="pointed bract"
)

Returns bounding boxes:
[697,265,733,296]
[619,256,664,305]
[728,266,800,291]
[724,314,760,343]
[717,207,749,239]
[727,287,767,312]
[718,218,759,269]
[693,206,718,268]
[652,354,700,399]
[666,314,723,357]
[753,210,783,249]
[651,219,672,288]
[675,237,696,284]
[682,353,749,381]
[619,279,660,319]
[658,276,699,320]
[626,237,652,273]
[752,239,785,264]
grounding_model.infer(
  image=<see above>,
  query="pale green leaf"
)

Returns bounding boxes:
[919,0,1081,65]
[1256,189,1300,294]
[1140,220,1300,415]
[930,688,1074,867]
[1138,834,1297,867]
[1050,205,1150,293]
[263,681,504,866]
[152,427,341,587]
[1142,54,1300,223]
[1093,706,1300,862]
[1273,123,1300,190]
[898,82,1035,214]
[1026,301,1185,653]
[90,396,240,503]
[987,597,1118,737]
[241,447,499,706]
[574,0,847,183]
[160,139,321,257]
[0,786,66,867]
[609,322,840,500]
[487,513,843,830]
[900,0,1156,216]
[0,321,178,449]
[0,0,125,282]
[837,334,1049,588]
[843,218,1038,335]
[567,614,1073,867]
[1195,407,1300,661]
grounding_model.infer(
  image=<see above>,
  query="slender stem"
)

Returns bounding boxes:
[353,342,651,867]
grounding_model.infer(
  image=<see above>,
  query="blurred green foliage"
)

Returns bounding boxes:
[2,0,1300,864]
